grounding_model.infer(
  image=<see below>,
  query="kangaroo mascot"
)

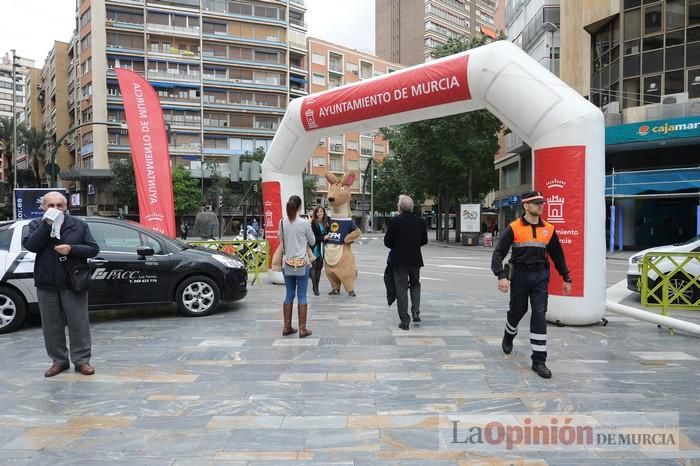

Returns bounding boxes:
[324,171,362,296]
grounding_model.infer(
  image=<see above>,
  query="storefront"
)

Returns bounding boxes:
[606,116,700,250]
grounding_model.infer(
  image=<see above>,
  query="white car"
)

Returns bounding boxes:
[626,235,700,302]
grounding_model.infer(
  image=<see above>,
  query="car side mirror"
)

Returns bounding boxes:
[137,246,155,258]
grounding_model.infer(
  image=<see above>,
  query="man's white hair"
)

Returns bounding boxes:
[397,194,414,212]
[40,191,67,206]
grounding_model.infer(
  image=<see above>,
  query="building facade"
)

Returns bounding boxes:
[63,0,308,214]
[306,37,400,229]
[375,0,498,66]
[493,0,560,228]
[0,53,37,188]
[561,0,700,248]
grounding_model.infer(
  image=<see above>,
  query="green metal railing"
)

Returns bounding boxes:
[188,239,269,286]
[640,252,700,333]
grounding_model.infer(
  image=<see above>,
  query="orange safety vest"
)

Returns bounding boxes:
[509,218,555,250]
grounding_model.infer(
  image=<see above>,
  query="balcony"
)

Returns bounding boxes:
[147,70,201,82]
[620,97,700,125]
[149,45,200,60]
[170,142,202,152]
[504,131,527,153]
[329,143,344,153]
[290,0,305,7]
[147,23,200,37]
[106,0,144,4]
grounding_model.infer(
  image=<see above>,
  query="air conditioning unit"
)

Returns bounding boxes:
[602,101,620,114]
[662,92,689,104]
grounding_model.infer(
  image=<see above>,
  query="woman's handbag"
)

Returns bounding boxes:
[281,222,308,276]
[60,256,91,292]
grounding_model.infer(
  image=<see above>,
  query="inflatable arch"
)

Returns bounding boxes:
[262,41,605,325]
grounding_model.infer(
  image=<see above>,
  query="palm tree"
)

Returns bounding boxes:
[0,117,20,198]
[19,127,49,188]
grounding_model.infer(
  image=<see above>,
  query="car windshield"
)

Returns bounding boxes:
[677,235,700,246]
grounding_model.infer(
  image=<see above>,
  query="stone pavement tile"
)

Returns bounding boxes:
[395,337,447,346]
[140,430,231,457]
[303,398,377,416]
[379,428,441,451]
[207,415,285,430]
[1,427,89,450]
[305,428,380,451]
[375,372,433,381]
[279,372,327,382]
[272,338,320,347]
[196,339,248,348]
[224,429,308,451]
[281,415,348,429]
[59,428,158,453]
[348,415,439,429]
[131,415,213,431]
[173,461,248,466]
[214,451,313,461]
[0,426,29,444]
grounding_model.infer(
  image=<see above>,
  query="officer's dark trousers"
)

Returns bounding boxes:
[505,267,549,362]
[393,266,421,324]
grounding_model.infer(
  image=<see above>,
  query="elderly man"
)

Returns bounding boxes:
[22,192,100,377]
[384,195,428,330]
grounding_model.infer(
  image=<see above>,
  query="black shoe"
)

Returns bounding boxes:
[412,313,421,323]
[348,291,356,297]
[531,361,552,379]
[398,322,410,331]
[328,289,340,295]
[313,289,320,296]
[501,332,515,355]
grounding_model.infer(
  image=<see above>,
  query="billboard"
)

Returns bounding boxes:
[13,188,68,220]
[460,204,481,233]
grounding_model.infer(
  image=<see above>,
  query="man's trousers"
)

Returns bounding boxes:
[505,268,549,362]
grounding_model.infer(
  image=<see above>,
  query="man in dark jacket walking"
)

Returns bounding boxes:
[384,195,428,330]
[22,192,100,377]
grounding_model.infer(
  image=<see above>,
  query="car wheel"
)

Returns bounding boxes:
[175,275,220,317]
[654,273,698,305]
[0,287,27,334]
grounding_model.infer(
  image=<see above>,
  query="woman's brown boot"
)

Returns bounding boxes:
[282,303,297,336]
[298,304,312,338]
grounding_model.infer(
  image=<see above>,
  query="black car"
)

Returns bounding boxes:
[0,217,247,334]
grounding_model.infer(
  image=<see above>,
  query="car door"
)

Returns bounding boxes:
[86,221,173,306]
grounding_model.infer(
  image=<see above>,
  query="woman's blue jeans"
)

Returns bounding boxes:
[283,266,310,305]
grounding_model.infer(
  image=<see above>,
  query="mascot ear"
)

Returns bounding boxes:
[326,171,340,184]
[341,170,357,187]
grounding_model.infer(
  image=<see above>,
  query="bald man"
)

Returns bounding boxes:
[22,192,100,377]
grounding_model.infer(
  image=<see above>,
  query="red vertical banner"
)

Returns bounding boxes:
[262,181,282,265]
[116,68,176,237]
[534,146,585,297]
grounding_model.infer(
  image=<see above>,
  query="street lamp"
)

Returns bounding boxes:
[369,158,374,233]
[10,49,19,189]
[542,21,559,75]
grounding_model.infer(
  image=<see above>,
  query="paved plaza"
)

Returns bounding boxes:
[1,236,699,465]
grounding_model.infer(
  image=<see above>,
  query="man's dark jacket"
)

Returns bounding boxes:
[22,215,100,290]
[384,212,428,267]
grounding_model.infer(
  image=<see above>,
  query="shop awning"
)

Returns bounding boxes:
[606,167,700,196]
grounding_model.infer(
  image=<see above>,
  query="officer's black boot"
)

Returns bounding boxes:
[531,361,552,379]
[501,330,515,355]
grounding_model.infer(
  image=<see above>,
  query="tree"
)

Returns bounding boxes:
[0,117,26,196]
[370,157,409,215]
[171,164,201,218]
[111,158,137,212]
[19,127,49,187]
[381,35,503,240]
[303,174,317,211]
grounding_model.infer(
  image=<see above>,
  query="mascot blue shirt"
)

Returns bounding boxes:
[326,218,358,245]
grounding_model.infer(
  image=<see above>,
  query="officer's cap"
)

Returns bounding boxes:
[521,190,544,204]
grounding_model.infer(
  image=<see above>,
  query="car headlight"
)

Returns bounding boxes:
[213,254,244,268]
[631,256,642,264]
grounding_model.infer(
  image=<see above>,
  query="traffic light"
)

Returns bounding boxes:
[218,195,224,209]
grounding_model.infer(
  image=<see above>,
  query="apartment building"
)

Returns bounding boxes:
[375,0,498,66]
[560,0,700,248]
[64,0,308,214]
[493,0,560,226]
[0,53,36,186]
[307,37,401,226]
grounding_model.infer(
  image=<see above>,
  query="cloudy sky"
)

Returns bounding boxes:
[1,0,374,66]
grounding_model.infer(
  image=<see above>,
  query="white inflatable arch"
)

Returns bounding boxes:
[262,41,605,325]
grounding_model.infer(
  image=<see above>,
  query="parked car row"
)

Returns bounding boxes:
[0,217,248,334]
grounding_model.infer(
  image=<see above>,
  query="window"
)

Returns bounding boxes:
[328,74,342,89]
[328,52,343,73]
[624,9,641,40]
[81,58,91,75]
[0,229,13,251]
[312,156,326,167]
[643,75,661,104]
[80,8,91,28]
[90,223,162,254]
[311,73,325,85]
[203,21,227,34]
[665,70,684,94]
[666,0,685,30]
[691,0,700,26]
[81,33,91,51]
[360,60,373,79]
[689,68,700,98]
[643,4,662,36]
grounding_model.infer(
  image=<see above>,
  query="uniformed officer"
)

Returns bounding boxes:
[491,190,572,379]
